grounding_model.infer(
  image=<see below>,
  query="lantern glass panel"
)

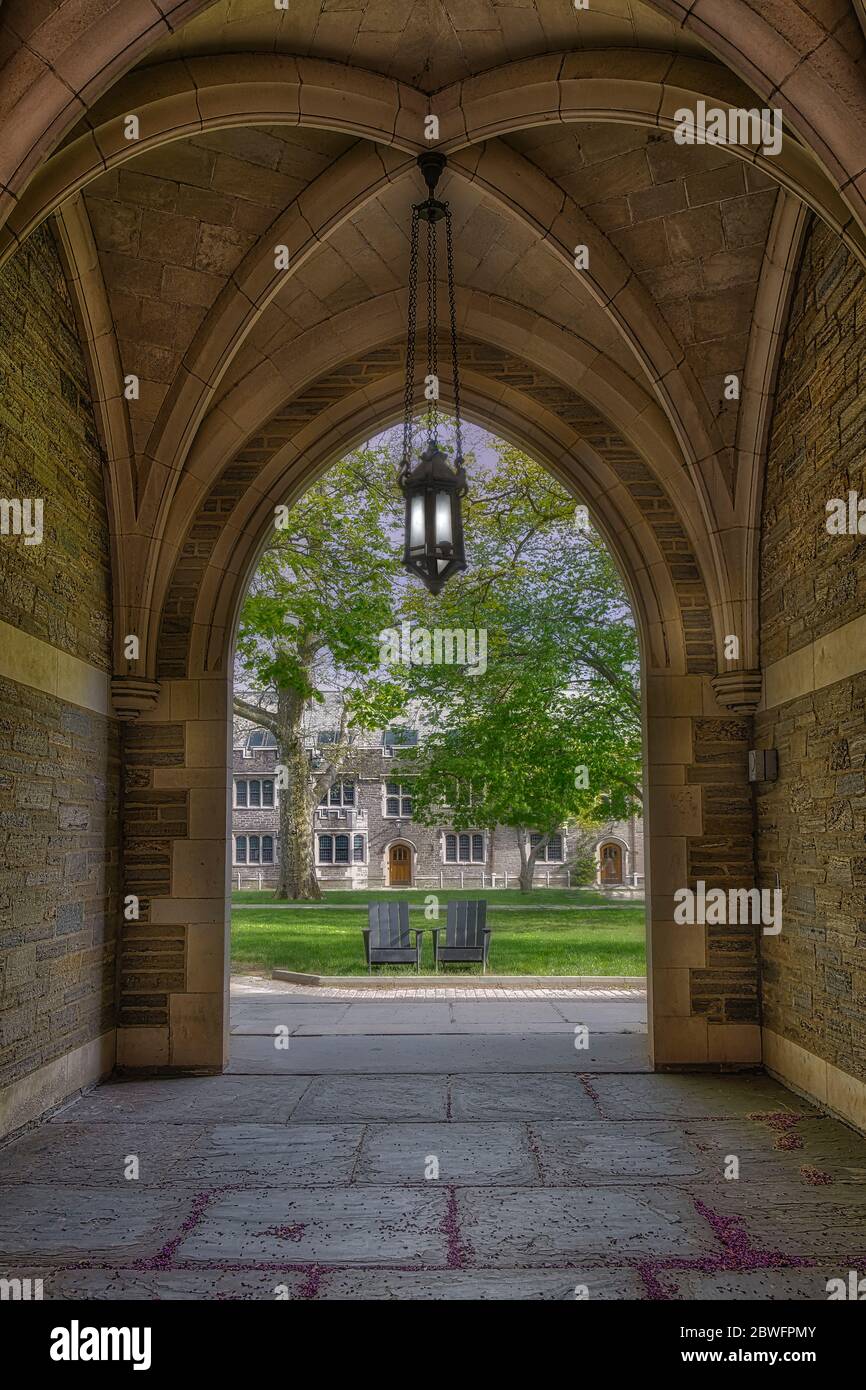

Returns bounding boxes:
[409,494,425,549]
[434,490,453,546]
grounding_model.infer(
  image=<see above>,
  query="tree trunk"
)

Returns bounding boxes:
[235,661,349,903]
[275,730,321,901]
[517,827,549,893]
[516,828,535,894]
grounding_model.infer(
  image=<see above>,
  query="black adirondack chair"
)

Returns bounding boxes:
[432,899,491,972]
[363,901,424,973]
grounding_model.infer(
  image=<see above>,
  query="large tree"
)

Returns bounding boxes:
[393,438,642,891]
[233,445,404,899]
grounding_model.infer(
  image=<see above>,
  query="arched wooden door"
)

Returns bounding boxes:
[389,843,412,885]
[600,842,623,885]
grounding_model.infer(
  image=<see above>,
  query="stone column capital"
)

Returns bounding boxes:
[111,675,161,721]
[711,670,763,713]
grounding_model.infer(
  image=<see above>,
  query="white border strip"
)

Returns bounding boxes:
[0,618,111,716]
[762,613,866,711]
[763,1027,866,1136]
[0,1030,115,1140]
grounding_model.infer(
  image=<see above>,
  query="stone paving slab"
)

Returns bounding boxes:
[697,1181,866,1256]
[456,1186,719,1263]
[0,1122,204,1187]
[652,1267,859,1301]
[528,1121,702,1183]
[288,1023,461,1037]
[0,1186,189,1263]
[284,1002,454,1034]
[589,1072,818,1120]
[231,1002,648,1036]
[449,1073,599,1121]
[5,1262,645,1300]
[230,993,647,1031]
[0,1267,312,1300]
[448,1001,575,1025]
[182,1187,449,1266]
[230,1003,353,1033]
[681,1116,866,1184]
[318,1268,648,1299]
[227,1031,649,1073]
[49,1076,313,1125]
[354,1122,538,1185]
[171,1123,364,1185]
[286,1021,646,1037]
[3,1260,849,1302]
[291,1075,449,1122]
[550,1001,648,1025]
[0,1120,365,1189]
[321,1003,454,1026]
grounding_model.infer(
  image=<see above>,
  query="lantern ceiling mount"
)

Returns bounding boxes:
[399,152,468,596]
[416,151,447,220]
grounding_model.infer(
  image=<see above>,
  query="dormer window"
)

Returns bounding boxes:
[245,728,277,751]
[383,727,419,756]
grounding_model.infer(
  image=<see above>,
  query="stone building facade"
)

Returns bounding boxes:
[231,727,644,891]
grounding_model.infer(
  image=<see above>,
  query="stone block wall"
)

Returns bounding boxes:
[121,720,188,1031]
[0,225,118,1136]
[757,215,866,1126]
[688,715,758,1025]
[645,677,761,1068]
[115,675,230,1072]
[0,225,112,664]
[0,679,118,1090]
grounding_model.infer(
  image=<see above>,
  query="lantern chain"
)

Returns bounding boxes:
[445,204,464,473]
[426,213,438,446]
[400,204,420,483]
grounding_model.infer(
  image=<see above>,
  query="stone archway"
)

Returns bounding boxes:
[114,319,761,1074]
[6,0,863,1118]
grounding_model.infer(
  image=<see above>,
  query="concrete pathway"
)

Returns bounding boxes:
[1,981,865,1300]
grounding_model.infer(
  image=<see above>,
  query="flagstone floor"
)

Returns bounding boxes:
[1,982,865,1300]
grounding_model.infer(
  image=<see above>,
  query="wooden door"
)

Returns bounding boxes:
[389,843,411,885]
[600,842,622,884]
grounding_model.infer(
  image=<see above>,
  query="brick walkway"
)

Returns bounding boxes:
[233,974,646,1001]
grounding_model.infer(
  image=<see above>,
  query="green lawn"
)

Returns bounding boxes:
[232,885,624,907]
[231,888,646,977]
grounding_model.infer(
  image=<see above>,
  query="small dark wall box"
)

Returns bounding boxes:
[748,748,779,782]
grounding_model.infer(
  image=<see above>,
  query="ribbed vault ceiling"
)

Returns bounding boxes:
[4,0,860,677]
[140,0,709,89]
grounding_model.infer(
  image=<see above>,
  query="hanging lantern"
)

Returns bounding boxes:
[399,152,468,595]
